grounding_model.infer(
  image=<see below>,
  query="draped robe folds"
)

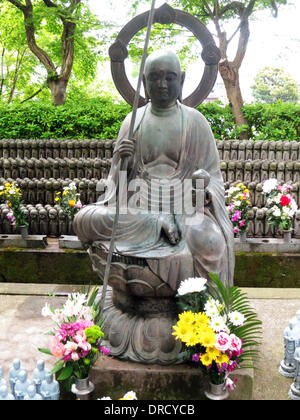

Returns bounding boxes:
[74,102,235,288]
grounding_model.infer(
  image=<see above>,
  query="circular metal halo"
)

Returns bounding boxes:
[109,3,221,108]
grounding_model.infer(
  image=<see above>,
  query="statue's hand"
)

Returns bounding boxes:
[192,169,210,190]
[118,138,135,161]
[161,214,180,245]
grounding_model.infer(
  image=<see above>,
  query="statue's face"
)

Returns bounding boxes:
[144,53,183,108]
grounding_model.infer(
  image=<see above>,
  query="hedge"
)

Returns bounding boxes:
[0,97,299,141]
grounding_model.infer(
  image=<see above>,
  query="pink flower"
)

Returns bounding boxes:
[99,346,110,356]
[232,210,242,222]
[215,332,231,352]
[239,219,246,227]
[233,227,239,234]
[227,360,239,373]
[64,341,78,356]
[76,201,83,209]
[226,377,237,390]
[49,336,65,358]
[229,334,243,354]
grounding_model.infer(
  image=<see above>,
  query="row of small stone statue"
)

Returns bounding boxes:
[0,359,59,401]
[3,157,300,186]
[0,139,115,160]
[1,139,300,162]
[279,310,300,400]
[0,157,110,181]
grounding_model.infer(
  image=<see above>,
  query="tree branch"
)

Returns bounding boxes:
[6,0,26,12]
[16,0,57,74]
[21,86,43,103]
[42,0,58,7]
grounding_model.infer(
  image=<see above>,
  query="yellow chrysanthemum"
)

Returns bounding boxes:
[172,322,190,341]
[179,310,196,326]
[216,353,230,366]
[200,352,214,367]
[54,197,59,202]
[196,325,216,348]
[184,332,201,347]
[194,312,210,326]
[205,346,222,361]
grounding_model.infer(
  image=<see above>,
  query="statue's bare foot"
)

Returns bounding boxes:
[161,214,179,245]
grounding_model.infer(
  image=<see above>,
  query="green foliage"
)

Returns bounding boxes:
[242,101,300,140]
[0,97,130,139]
[0,97,299,141]
[208,273,262,369]
[252,67,299,104]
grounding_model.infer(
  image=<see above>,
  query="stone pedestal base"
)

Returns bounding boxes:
[90,356,254,400]
[279,360,295,378]
[100,288,182,365]
[289,383,300,400]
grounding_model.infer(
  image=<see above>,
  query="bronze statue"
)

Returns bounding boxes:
[73,50,234,364]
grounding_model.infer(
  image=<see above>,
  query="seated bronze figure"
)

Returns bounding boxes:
[74,50,234,364]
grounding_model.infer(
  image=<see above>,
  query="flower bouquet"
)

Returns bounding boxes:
[39,287,109,391]
[226,183,251,235]
[0,182,28,228]
[54,182,83,220]
[262,178,297,232]
[172,274,262,397]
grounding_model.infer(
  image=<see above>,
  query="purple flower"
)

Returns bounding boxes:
[191,353,200,362]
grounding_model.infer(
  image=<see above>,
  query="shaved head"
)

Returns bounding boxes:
[143,50,185,108]
[144,50,182,77]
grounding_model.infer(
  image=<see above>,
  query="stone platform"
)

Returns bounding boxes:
[89,355,252,400]
[234,237,300,253]
[0,234,48,249]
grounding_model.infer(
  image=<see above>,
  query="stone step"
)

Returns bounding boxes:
[88,355,253,400]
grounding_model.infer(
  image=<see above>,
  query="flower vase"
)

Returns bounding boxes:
[204,381,229,401]
[71,377,94,400]
[239,230,247,242]
[19,225,29,239]
[283,230,292,243]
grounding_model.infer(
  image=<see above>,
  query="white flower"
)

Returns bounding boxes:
[228,311,245,326]
[41,303,53,317]
[98,397,112,400]
[204,298,221,318]
[209,315,227,332]
[177,277,207,296]
[271,206,281,217]
[0,186,4,191]
[122,391,137,400]
[263,178,278,194]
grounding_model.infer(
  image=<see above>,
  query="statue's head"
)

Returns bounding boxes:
[143,50,185,108]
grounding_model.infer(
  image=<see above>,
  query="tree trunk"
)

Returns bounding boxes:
[219,59,248,139]
[47,78,68,106]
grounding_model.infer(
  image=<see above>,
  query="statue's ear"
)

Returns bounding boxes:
[143,75,150,103]
[178,71,185,102]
